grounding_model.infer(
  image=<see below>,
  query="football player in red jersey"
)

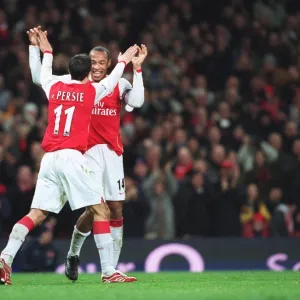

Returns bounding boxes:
[0,30,138,285]
[28,27,147,281]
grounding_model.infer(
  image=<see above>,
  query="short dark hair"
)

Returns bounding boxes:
[68,54,91,81]
[89,46,111,60]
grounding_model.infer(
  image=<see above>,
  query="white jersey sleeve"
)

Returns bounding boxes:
[40,52,58,99]
[119,70,144,111]
[29,45,42,85]
[29,45,71,86]
[92,62,126,105]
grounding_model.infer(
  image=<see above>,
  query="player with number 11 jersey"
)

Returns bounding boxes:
[0,29,139,285]
[28,27,147,282]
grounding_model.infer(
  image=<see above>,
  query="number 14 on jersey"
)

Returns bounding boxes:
[54,105,75,136]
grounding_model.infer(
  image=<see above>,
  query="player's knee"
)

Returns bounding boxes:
[28,209,48,226]
[84,207,94,218]
[76,208,94,232]
[89,203,110,221]
[110,208,122,220]
[107,201,123,220]
[100,204,110,220]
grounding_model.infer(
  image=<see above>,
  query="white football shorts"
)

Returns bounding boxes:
[84,144,125,201]
[31,149,104,213]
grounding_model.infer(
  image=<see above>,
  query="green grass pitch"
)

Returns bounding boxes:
[2,272,300,300]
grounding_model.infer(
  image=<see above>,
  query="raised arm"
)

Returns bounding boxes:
[37,30,56,98]
[40,51,54,94]
[119,70,144,110]
[29,45,42,85]
[92,45,138,104]
[122,44,147,111]
[27,27,70,86]
[27,27,44,85]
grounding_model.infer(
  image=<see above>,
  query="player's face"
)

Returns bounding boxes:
[90,50,111,82]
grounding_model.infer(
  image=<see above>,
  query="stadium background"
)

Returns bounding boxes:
[1,0,300,272]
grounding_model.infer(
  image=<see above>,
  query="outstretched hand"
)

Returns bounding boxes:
[36,28,53,53]
[132,44,148,70]
[27,26,47,46]
[118,45,138,65]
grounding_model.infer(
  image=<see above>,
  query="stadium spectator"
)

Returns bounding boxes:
[174,171,212,237]
[266,186,284,216]
[240,183,271,238]
[142,163,177,239]
[3,165,35,231]
[122,176,150,238]
[270,203,296,237]
[20,217,58,272]
[213,160,243,237]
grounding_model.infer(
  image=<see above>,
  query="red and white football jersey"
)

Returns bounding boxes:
[31,50,143,155]
[42,81,96,152]
[88,83,124,155]
[39,52,126,153]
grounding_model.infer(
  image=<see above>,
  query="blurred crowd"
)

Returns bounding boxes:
[1,0,300,240]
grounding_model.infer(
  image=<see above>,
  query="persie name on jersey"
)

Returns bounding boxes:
[53,91,84,102]
[92,101,117,116]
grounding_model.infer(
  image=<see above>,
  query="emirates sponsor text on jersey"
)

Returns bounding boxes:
[92,101,117,116]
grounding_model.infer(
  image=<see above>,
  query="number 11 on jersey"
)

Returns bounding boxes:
[54,105,75,136]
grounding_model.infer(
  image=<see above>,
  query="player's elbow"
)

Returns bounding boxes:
[128,96,144,108]
[133,100,144,108]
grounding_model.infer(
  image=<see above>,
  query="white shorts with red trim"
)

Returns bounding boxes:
[31,149,104,214]
[84,144,125,201]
